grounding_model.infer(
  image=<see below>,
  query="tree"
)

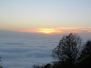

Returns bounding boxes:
[52,33,82,64]
[77,40,91,67]
[33,33,91,68]
[82,41,91,57]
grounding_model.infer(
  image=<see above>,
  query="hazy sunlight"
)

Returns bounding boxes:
[37,28,56,34]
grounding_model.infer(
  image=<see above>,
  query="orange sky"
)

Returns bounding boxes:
[0,23,91,34]
[0,0,90,32]
[16,27,91,34]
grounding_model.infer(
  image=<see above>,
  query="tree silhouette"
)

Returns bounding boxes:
[77,40,91,67]
[33,33,91,68]
[52,33,82,64]
[82,41,91,57]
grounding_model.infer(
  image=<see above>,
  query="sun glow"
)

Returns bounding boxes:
[37,28,56,34]
[17,27,85,34]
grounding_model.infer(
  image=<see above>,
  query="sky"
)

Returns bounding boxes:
[0,0,91,33]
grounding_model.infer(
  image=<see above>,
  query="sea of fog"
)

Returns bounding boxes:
[0,31,91,68]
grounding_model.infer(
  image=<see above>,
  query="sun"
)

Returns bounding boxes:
[37,28,56,34]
